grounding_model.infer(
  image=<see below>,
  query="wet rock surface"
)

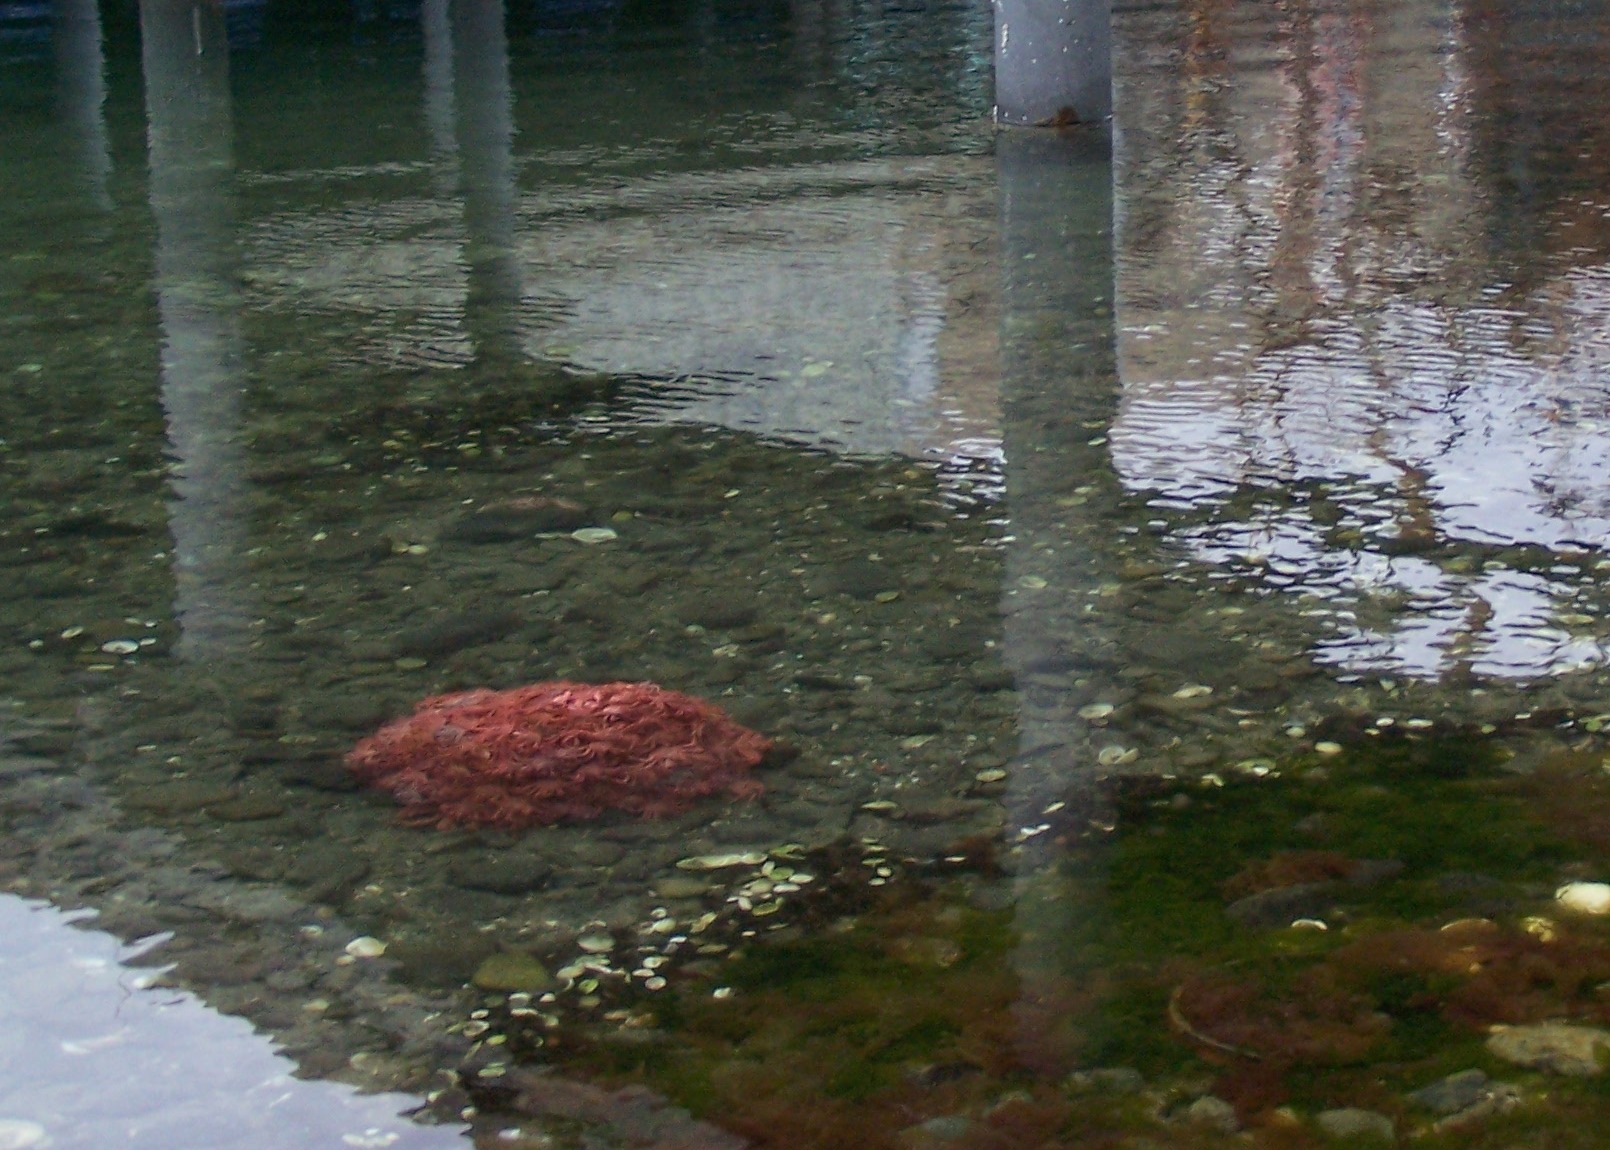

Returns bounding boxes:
[1486,1023,1610,1076]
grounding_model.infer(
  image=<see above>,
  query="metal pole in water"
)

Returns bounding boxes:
[993,0,1112,126]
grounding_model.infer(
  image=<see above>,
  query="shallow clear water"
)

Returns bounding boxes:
[7,0,1610,1146]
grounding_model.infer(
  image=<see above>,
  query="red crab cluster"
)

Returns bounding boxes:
[347,681,769,829]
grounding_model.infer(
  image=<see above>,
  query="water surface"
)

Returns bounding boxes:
[5,0,1610,1146]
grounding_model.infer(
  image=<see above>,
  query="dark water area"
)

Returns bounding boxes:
[6,0,1610,1146]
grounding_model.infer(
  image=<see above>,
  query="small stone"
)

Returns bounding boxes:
[8,729,75,756]
[472,952,553,993]
[571,527,618,544]
[969,669,1016,692]
[576,933,614,953]
[345,936,386,958]
[1430,1082,1521,1131]
[444,497,592,542]
[676,852,767,871]
[653,876,711,901]
[287,850,369,905]
[446,854,553,895]
[385,936,498,986]
[816,560,896,600]
[569,840,625,867]
[1066,1067,1143,1093]
[0,756,61,780]
[1097,745,1136,768]
[391,609,519,659]
[794,670,852,691]
[898,798,987,824]
[1556,881,1610,914]
[1077,702,1115,721]
[1487,1022,1610,1075]
[682,601,757,630]
[896,1115,976,1150]
[1521,916,1557,942]
[280,758,362,792]
[121,782,237,814]
[1315,1108,1393,1141]
[1173,745,1220,769]
[206,795,287,822]
[1226,882,1337,928]
[1408,1069,1490,1116]
[1314,741,1343,755]
[1182,1095,1238,1133]
[1137,692,1214,717]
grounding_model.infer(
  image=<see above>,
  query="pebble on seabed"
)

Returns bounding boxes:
[1556,881,1610,915]
[570,527,618,545]
[345,936,387,958]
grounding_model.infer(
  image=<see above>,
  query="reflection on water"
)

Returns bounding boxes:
[143,0,255,661]
[1113,0,1610,681]
[0,895,463,1150]
[6,0,1610,1143]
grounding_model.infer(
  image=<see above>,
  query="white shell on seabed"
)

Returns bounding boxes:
[0,1119,46,1149]
[1097,745,1137,768]
[1556,881,1610,915]
[99,639,140,655]
[344,936,386,958]
[676,852,767,871]
[570,527,617,544]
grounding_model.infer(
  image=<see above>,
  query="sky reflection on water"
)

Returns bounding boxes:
[1112,0,1610,680]
[0,894,464,1150]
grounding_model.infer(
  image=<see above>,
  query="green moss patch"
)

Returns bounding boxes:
[512,733,1610,1147]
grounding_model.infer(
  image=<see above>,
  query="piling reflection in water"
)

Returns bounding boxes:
[994,122,1120,1074]
[142,0,255,662]
[53,0,111,214]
